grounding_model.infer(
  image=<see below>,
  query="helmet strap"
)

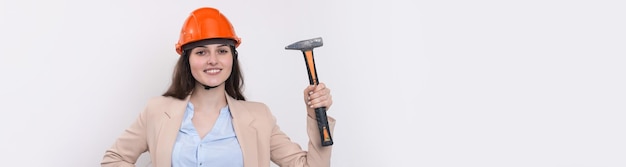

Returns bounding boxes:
[203,84,219,90]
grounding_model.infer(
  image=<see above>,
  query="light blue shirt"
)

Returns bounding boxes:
[171,102,244,167]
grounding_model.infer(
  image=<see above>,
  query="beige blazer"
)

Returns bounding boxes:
[102,93,334,167]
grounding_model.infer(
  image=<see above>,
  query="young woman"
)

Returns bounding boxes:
[102,7,335,167]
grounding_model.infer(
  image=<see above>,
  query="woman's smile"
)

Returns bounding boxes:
[204,68,222,75]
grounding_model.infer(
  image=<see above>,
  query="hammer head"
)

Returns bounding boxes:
[285,37,323,51]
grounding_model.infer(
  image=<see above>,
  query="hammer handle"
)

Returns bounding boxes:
[315,107,334,146]
[303,50,334,146]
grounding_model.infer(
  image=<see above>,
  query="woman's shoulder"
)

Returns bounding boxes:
[135,95,187,119]
[145,95,184,107]
[236,100,268,109]
[230,99,273,116]
[137,95,188,116]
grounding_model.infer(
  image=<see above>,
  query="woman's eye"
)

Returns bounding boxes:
[195,51,206,55]
[218,49,229,54]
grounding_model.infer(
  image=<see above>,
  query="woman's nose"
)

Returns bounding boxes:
[206,52,218,65]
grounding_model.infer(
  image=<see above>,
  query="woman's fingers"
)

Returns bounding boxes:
[305,83,332,109]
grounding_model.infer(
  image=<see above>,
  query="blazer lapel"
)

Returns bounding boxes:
[155,95,189,167]
[227,94,259,167]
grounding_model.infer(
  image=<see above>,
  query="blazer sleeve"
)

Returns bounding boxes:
[101,107,150,167]
[267,104,336,167]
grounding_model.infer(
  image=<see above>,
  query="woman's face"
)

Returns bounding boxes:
[188,44,233,88]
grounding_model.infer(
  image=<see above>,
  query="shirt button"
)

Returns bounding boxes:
[200,163,203,166]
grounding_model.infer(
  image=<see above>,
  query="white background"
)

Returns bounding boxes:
[1,0,625,167]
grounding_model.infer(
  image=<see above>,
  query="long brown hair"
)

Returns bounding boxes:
[162,45,246,101]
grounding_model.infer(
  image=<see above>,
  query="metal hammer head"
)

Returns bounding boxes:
[285,37,323,51]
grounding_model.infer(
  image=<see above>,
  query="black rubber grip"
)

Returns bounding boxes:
[315,107,333,146]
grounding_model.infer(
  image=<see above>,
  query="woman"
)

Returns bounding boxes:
[101,7,335,167]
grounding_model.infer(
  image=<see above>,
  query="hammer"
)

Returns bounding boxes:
[285,37,333,146]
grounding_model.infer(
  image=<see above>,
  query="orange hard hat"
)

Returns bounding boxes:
[175,7,241,55]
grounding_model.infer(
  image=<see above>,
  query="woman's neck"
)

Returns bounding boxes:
[189,84,227,113]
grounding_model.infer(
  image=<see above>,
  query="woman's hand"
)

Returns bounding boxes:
[303,83,332,117]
